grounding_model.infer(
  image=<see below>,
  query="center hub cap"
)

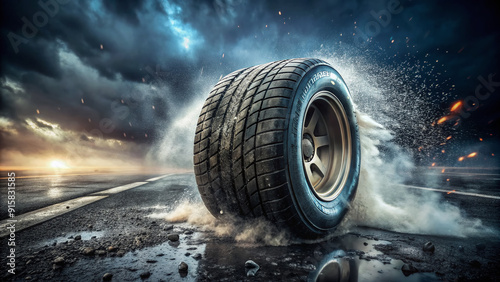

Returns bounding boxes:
[302,134,315,161]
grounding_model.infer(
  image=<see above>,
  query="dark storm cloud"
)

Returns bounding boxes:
[1,0,499,164]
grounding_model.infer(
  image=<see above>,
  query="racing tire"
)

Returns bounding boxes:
[193,58,360,237]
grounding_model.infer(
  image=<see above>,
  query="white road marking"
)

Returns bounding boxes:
[0,196,107,238]
[0,180,153,238]
[146,175,170,182]
[91,182,148,195]
[397,184,500,200]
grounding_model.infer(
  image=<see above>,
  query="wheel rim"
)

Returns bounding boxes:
[301,91,352,202]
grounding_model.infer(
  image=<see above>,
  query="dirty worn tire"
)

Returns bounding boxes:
[193,58,360,238]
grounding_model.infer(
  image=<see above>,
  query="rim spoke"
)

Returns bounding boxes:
[314,135,329,148]
[311,155,326,178]
[305,107,320,134]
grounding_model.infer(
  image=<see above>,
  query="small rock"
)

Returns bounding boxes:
[102,273,113,281]
[52,242,57,246]
[168,234,180,242]
[164,225,174,231]
[66,206,70,209]
[91,236,97,239]
[116,251,125,257]
[458,245,464,253]
[53,257,65,265]
[245,260,260,277]
[187,247,197,250]
[401,263,418,276]
[475,243,486,251]
[88,224,93,229]
[184,252,191,256]
[192,253,202,260]
[107,246,118,252]
[146,260,157,263]
[140,271,151,279]
[96,250,107,256]
[184,230,193,235]
[423,242,435,253]
[82,247,95,256]
[74,235,82,241]
[178,262,188,272]
[363,242,368,246]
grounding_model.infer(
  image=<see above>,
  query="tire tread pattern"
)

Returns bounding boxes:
[194,58,330,233]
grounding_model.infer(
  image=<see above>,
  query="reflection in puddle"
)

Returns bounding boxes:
[199,233,440,281]
[309,250,357,282]
[48,175,63,198]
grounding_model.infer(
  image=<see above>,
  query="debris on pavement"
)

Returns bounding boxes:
[102,273,113,281]
[179,261,189,272]
[140,271,151,279]
[401,263,418,276]
[245,260,260,277]
[423,241,435,253]
[168,233,180,242]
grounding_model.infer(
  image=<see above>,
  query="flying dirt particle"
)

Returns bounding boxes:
[467,152,477,158]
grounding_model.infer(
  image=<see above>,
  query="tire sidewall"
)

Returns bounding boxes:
[286,64,361,233]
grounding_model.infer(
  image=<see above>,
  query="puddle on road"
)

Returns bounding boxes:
[56,231,205,281]
[198,233,440,281]
[38,225,439,281]
[36,231,106,248]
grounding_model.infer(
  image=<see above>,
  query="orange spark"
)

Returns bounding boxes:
[100,44,103,50]
[81,98,84,104]
[431,163,436,167]
[467,152,477,158]
[441,169,445,173]
[479,138,483,141]
[36,109,40,114]
[447,190,456,195]
[437,116,448,124]
[446,179,450,182]
[442,150,445,153]
[446,136,452,140]
[458,156,465,161]
[222,53,224,58]
[278,11,281,15]
[451,101,462,111]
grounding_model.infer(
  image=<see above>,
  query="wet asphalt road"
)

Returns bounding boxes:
[0,170,499,281]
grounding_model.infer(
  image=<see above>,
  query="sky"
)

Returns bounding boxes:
[1,0,499,169]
